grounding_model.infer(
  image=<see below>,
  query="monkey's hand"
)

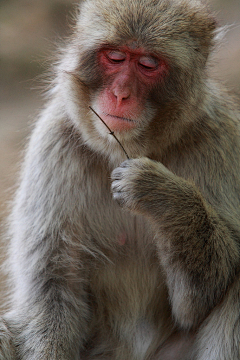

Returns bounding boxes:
[111,157,195,219]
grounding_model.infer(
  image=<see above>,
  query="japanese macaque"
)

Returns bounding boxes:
[1,0,240,359]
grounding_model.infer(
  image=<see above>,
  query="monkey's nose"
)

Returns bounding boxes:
[112,87,131,106]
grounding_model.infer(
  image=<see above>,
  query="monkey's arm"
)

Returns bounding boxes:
[5,111,91,360]
[111,157,240,329]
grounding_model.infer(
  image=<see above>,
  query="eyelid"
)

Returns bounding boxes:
[139,56,158,68]
[106,50,126,61]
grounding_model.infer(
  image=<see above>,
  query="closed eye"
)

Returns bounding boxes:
[138,56,158,70]
[106,50,126,63]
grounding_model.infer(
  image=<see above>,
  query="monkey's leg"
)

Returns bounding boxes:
[189,275,240,360]
[0,318,16,360]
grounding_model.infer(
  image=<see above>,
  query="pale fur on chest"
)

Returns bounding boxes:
[84,210,172,358]
[73,160,174,357]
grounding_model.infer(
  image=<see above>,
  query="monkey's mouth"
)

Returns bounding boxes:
[105,113,136,123]
[102,112,137,132]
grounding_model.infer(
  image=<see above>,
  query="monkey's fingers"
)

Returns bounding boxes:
[111,187,126,207]
[111,163,139,210]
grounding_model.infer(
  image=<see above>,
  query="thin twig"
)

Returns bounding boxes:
[89,106,130,159]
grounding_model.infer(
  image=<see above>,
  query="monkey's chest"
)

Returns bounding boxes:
[87,205,169,316]
[89,250,169,315]
[87,237,171,356]
[83,201,172,355]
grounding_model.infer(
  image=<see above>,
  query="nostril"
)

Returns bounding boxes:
[122,92,130,100]
[112,88,131,103]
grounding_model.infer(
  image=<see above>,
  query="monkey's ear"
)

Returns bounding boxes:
[188,11,217,59]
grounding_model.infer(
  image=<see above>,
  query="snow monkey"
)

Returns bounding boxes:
[1,0,240,359]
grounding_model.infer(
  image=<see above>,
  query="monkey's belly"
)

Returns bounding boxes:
[87,251,173,359]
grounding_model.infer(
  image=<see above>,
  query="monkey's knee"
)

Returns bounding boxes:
[0,318,16,360]
[191,277,240,360]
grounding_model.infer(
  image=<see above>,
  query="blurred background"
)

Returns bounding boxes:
[0,0,240,306]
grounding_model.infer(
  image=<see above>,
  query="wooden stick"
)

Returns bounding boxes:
[89,106,130,159]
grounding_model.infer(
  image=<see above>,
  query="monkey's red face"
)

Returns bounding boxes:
[95,47,168,133]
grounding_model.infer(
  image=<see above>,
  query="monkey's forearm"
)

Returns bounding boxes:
[111,157,240,328]
[156,199,239,328]
[6,272,89,360]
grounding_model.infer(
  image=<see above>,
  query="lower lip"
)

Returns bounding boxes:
[101,113,137,132]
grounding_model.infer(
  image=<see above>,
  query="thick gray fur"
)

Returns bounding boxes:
[1,0,240,359]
